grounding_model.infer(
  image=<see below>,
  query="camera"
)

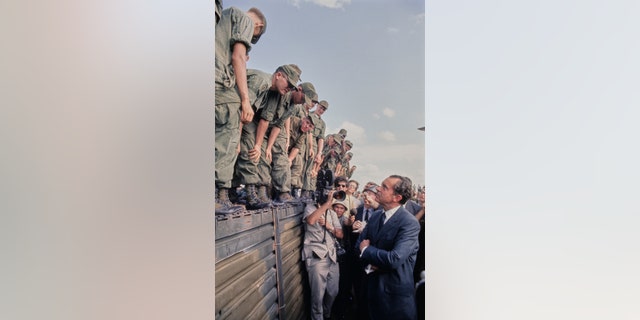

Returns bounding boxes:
[314,169,345,204]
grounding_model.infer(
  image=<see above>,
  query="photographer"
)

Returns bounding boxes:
[302,188,344,320]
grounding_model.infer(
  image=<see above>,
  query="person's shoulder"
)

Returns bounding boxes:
[224,6,244,16]
[247,69,271,88]
[404,200,421,214]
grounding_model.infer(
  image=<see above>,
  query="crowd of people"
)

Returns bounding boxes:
[215,3,425,319]
[215,3,358,215]
[303,176,426,320]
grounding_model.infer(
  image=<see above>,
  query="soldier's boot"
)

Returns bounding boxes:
[300,189,312,200]
[276,191,297,203]
[245,184,270,210]
[215,188,244,215]
[257,185,272,205]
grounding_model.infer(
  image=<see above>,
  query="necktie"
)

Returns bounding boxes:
[364,209,370,222]
[378,212,386,233]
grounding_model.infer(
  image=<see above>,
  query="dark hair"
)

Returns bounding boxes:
[390,175,413,205]
[334,176,348,188]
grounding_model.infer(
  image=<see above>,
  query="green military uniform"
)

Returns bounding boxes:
[322,134,343,174]
[232,69,272,187]
[215,7,255,189]
[289,116,309,190]
[256,89,296,196]
[265,79,317,201]
[303,112,325,192]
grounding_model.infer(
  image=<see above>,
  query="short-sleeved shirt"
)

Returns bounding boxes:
[246,69,272,110]
[288,116,308,152]
[215,7,254,103]
[259,91,295,131]
[324,143,342,160]
[309,112,326,141]
[302,204,342,263]
[291,104,308,119]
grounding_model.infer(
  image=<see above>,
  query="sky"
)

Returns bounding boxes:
[231,0,426,187]
[428,1,640,319]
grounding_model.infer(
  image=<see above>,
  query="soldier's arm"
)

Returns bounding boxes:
[288,147,299,164]
[284,118,291,151]
[265,126,280,161]
[231,42,253,124]
[250,119,269,162]
[315,138,325,163]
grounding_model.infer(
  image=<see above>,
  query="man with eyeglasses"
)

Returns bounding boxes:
[231,64,305,208]
[215,6,266,214]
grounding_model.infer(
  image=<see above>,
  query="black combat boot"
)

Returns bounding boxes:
[257,185,272,204]
[245,184,270,210]
[215,187,244,215]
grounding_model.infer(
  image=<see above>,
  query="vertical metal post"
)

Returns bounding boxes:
[272,206,287,319]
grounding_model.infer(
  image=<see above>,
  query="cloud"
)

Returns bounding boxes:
[289,0,351,9]
[373,113,380,119]
[382,107,395,118]
[386,27,400,34]
[414,13,425,25]
[349,143,426,186]
[326,121,366,144]
[378,131,396,142]
[339,120,366,142]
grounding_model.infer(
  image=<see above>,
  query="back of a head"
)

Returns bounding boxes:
[248,7,267,44]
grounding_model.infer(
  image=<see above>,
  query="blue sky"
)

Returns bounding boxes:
[231,0,426,187]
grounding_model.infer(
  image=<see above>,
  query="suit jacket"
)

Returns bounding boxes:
[349,205,380,257]
[356,205,421,320]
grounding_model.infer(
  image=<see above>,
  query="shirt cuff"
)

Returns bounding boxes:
[359,246,368,258]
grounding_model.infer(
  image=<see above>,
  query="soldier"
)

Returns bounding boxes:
[335,140,353,178]
[232,65,303,208]
[322,134,343,174]
[268,81,318,203]
[305,100,329,191]
[288,83,318,198]
[289,115,320,198]
[337,128,347,140]
[215,6,266,214]
[336,152,353,178]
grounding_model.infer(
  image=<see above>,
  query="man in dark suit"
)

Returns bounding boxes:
[356,175,421,320]
[350,185,381,320]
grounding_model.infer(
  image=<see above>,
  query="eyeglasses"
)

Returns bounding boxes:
[337,184,347,187]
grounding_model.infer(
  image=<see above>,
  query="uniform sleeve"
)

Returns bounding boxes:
[246,69,271,109]
[293,132,307,150]
[317,121,326,139]
[228,7,254,53]
[260,93,279,122]
[303,204,317,221]
[271,93,294,129]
